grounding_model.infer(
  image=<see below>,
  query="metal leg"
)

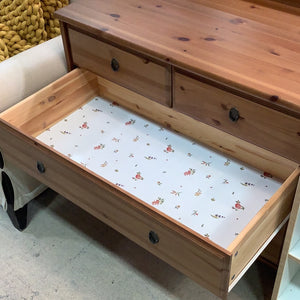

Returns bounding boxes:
[1,171,28,231]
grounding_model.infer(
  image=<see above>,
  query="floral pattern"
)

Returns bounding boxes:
[37,97,282,249]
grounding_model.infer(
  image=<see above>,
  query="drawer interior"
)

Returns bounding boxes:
[36,92,282,250]
[1,68,299,296]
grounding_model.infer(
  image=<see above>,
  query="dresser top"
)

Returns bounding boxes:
[56,0,300,117]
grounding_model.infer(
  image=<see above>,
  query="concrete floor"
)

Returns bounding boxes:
[0,189,276,300]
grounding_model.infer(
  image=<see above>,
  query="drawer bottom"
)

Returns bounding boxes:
[36,96,282,250]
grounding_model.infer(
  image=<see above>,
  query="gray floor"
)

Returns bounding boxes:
[0,189,276,300]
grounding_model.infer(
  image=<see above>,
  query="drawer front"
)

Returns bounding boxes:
[174,72,300,162]
[0,120,230,299]
[68,28,171,106]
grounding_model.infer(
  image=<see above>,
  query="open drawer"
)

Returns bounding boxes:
[0,69,299,299]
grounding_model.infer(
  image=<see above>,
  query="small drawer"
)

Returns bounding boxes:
[68,28,171,106]
[0,69,299,299]
[174,72,300,162]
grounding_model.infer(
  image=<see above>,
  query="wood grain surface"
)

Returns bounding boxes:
[55,0,300,116]
[174,71,300,162]
[68,28,171,106]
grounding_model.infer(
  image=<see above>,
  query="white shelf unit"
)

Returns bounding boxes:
[272,178,300,299]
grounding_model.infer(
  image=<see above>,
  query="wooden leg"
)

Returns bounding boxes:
[1,171,28,231]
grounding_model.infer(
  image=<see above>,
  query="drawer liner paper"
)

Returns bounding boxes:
[37,97,282,249]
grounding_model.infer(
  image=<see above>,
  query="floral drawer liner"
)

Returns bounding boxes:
[37,97,282,249]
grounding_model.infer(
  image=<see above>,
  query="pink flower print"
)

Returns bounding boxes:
[232,200,245,211]
[261,171,273,179]
[194,189,202,196]
[224,159,231,166]
[80,121,89,129]
[125,119,136,125]
[152,197,164,205]
[164,145,174,153]
[133,136,139,142]
[240,182,255,187]
[206,174,211,179]
[184,168,196,176]
[201,161,211,166]
[133,172,144,181]
[112,137,120,142]
[175,205,180,209]
[223,179,229,184]
[171,190,181,196]
[192,210,199,216]
[60,130,71,135]
[94,144,105,150]
[211,214,226,219]
[157,181,162,186]
[129,153,134,158]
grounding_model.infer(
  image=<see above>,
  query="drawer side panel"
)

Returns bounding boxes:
[228,167,300,284]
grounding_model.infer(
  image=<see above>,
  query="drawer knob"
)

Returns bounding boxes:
[149,230,159,244]
[229,107,240,122]
[37,161,45,173]
[111,58,120,72]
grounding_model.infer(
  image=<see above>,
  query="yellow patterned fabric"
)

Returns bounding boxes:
[0,0,68,62]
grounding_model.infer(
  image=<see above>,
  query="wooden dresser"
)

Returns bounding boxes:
[0,0,299,298]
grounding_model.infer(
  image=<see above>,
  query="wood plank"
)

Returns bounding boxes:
[55,0,300,116]
[228,167,300,286]
[0,119,231,299]
[59,22,74,71]
[96,75,297,180]
[174,71,300,162]
[68,28,171,106]
[0,69,98,137]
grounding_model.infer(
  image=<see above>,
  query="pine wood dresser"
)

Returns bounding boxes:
[0,0,299,298]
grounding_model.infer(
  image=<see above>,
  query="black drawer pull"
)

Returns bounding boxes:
[229,107,240,122]
[149,231,159,244]
[111,58,120,72]
[37,161,45,173]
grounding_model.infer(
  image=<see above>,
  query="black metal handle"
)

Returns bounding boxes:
[229,107,239,122]
[149,231,159,244]
[37,161,45,173]
[111,58,120,72]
